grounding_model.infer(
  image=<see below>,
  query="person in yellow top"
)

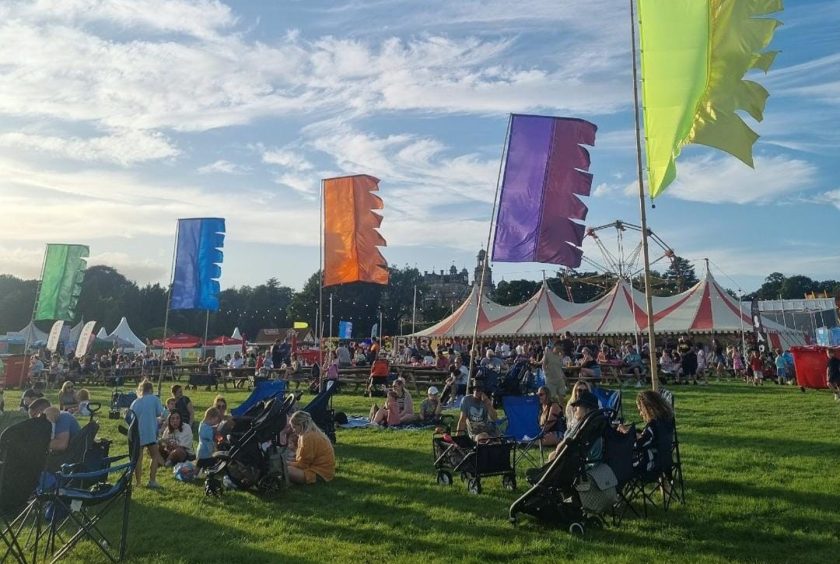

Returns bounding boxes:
[287,411,335,485]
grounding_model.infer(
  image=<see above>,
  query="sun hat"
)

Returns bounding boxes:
[427,386,439,396]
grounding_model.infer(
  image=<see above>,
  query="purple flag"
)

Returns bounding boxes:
[492,115,597,267]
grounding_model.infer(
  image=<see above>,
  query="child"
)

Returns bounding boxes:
[750,351,764,386]
[420,387,442,424]
[732,349,745,379]
[196,407,222,470]
[159,397,177,432]
[77,389,91,416]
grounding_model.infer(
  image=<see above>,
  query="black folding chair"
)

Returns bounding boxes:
[662,392,685,509]
[39,410,141,563]
[0,416,53,564]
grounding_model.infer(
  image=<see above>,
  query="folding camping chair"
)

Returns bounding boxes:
[0,417,53,564]
[38,410,141,563]
[592,387,623,422]
[499,395,545,469]
[662,390,685,509]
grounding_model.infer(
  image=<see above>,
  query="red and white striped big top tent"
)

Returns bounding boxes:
[412,271,805,349]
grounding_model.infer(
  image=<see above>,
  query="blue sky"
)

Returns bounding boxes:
[0,0,837,295]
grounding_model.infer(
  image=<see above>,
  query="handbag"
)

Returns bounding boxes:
[575,463,619,513]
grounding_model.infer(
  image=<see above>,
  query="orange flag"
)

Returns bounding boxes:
[323,174,389,286]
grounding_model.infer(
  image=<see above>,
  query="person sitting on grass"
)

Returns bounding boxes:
[77,388,92,416]
[19,386,44,412]
[420,386,443,424]
[196,406,223,471]
[130,380,165,489]
[287,411,335,485]
[618,390,674,475]
[391,378,416,424]
[171,384,195,425]
[159,411,194,467]
[456,381,498,440]
[537,386,564,447]
[369,390,402,427]
[58,380,79,413]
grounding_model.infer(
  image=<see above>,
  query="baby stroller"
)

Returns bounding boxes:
[494,360,536,404]
[432,431,517,495]
[508,409,616,535]
[205,394,296,496]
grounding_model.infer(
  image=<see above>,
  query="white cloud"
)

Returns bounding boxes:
[665,155,819,204]
[197,159,248,175]
[0,129,178,165]
[261,149,314,172]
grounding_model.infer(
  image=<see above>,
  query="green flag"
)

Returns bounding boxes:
[34,244,89,321]
[639,0,783,198]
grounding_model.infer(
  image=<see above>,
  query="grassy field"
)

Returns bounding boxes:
[4,380,839,564]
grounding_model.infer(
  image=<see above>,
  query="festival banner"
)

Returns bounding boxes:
[75,321,97,358]
[492,115,597,268]
[34,244,89,320]
[323,175,389,286]
[338,321,353,339]
[638,0,783,198]
[170,218,226,311]
[46,320,65,353]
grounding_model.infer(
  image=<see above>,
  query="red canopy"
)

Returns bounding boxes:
[205,335,243,346]
[152,333,202,349]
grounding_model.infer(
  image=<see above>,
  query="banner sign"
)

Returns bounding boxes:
[338,321,353,339]
[47,320,65,353]
[75,321,97,358]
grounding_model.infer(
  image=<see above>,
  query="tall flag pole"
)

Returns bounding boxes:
[634,0,782,389]
[469,115,512,394]
[158,217,226,395]
[318,179,325,386]
[630,0,659,390]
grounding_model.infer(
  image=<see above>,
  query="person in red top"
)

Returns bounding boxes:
[749,351,764,386]
[366,355,390,397]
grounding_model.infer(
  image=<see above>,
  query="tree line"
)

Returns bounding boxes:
[0,262,837,340]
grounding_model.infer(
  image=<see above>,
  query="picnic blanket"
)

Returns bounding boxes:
[338,416,436,431]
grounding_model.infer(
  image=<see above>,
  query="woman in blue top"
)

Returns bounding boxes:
[130,380,166,489]
[197,406,222,469]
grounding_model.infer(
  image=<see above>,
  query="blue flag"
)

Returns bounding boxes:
[338,321,353,339]
[170,218,225,311]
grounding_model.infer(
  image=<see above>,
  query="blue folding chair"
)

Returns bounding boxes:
[231,380,287,416]
[592,387,623,421]
[500,395,544,469]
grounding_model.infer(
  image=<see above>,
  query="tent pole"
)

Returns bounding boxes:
[202,310,210,361]
[468,114,512,395]
[158,220,179,397]
[629,0,659,391]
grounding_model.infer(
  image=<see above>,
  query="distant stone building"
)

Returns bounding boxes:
[421,250,494,312]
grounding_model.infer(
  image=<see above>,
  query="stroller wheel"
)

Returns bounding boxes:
[569,522,585,536]
[586,516,605,530]
[502,474,517,492]
[436,471,453,486]
[467,478,482,495]
[204,476,222,497]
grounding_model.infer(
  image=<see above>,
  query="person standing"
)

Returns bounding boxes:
[826,349,840,401]
[130,380,166,489]
[541,345,568,401]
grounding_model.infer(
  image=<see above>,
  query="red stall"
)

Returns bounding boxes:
[1,355,29,389]
[790,346,838,389]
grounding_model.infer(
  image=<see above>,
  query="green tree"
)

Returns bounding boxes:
[662,256,698,293]
[0,275,37,333]
[380,267,427,335]
[780,275,816,300]
[750,272,786,300]
[492,279,540,305]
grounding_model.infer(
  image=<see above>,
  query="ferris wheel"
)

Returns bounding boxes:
[580,220,676,282]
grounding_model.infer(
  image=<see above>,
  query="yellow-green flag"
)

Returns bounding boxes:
[639,0,783,198]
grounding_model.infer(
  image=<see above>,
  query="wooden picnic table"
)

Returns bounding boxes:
[396,366,450,393]
[215,367,255,390]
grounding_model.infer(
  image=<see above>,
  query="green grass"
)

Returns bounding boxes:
[5,381,840,563]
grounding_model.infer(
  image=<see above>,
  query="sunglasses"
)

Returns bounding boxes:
[216,403,226,408]
[537,392,546,396]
